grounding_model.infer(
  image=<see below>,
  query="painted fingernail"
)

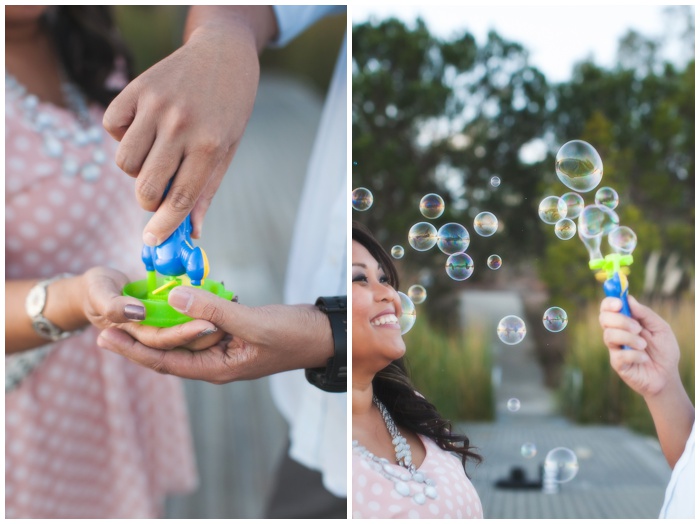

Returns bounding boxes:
[198,327,218,338]
[169,287,194,313]
[144,232,158,247]
[124,304,146,321]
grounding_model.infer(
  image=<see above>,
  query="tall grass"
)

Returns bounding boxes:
[403,317,494,422]
[560,297,695,435]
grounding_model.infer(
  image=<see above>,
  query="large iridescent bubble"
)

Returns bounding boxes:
[408,222,438,251]
[577,204,619,238]
[543,307,568,332]
[555,140,603,192]
[608,226,637,255]
[398,292,416,335]
[561,192,584,219]
[539,196,568,224]
[437,223,470,255]
[474,212,498,237]
[445,253,474,281]
[419,193,445,219]
[352,187,373,211]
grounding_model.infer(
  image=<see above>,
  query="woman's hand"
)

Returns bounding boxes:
[598,295,681,399]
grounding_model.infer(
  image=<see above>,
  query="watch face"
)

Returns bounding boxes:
[26,285,47,317]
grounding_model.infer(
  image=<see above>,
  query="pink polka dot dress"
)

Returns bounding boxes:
[5,75,198,517]
[353,434,483,519]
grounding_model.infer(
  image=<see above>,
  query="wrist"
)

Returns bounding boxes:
[42,273,90,332]
[185,6,276,52]
[305,296,347,393]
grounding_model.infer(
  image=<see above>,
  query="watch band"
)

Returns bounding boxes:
[305,296,347,393]
[25,273,85,342]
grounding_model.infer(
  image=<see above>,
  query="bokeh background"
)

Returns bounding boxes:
[112,6,346,519]
[352,5,694,519]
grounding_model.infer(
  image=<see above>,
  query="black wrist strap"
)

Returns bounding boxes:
[305,296,347,393]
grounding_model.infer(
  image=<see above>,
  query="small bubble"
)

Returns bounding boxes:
[407,284,427,304]
[490,176,501,187]
[595,186,619,209]
[538,196,567,224]
[561,192,584,219]
[419,193,445,219]
[554,218,576,240]
[507,398,521,412]
[474,212,498,237]
[352,187,373,211]
[437,223,470,255]
[521,442,537,459]
[408,222,438,251]
[544,447,579,483]
[398,292,416,335]
[445,253,474,281]
[497,315,526,345]
[487,254,502,270]
[543,307,568,332]
[391,245,405,259]
[608,226,637,254]
[555,140,603,192]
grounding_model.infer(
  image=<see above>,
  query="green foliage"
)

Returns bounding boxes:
[559,298,694,435]
[403,315,494,422]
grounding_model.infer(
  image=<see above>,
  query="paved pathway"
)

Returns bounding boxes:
[455,291,671,519]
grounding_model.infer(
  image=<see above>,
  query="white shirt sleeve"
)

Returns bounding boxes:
[659,422,695,518]
[271,5,346,47]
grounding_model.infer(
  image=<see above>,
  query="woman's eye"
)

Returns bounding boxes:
[352,274,368,283]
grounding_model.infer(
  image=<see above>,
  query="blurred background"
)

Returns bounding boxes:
[112,6,346,519]
[352,5,694,519]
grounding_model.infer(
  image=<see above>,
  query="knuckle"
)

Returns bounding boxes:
[149,352,171,375]
[200,302,225,327]
[135,177,164,209]
[168,187,198,213]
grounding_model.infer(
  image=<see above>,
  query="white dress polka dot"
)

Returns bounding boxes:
[352,434,483,519]
[5,79,197,517]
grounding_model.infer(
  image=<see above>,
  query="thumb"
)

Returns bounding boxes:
[168,286,245,333]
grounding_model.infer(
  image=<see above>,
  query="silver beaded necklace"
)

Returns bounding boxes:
[5,71,107,182]
[352,396,438,505]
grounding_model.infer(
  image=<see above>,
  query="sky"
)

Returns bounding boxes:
[351,4,694,82]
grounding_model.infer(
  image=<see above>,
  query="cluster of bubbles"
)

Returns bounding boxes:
[541,139,637,263]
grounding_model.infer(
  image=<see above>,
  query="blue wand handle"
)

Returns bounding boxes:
[603,272,631,349]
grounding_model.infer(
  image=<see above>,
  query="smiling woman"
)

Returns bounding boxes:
[351,221,483,519]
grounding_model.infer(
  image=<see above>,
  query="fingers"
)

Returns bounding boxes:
[118,317,218,350]
[609,344,650,373]
[603,326,647,352]
[97,327,222,381]
[168,286,251,336]
[103,83,139,142]
[628,295,670,332]
[115,112,158,179]
[85,268,143,325]
[143,149,222,245]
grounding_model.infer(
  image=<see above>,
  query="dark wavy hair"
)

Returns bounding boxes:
[43,6,134,106]
[352,221,481,468]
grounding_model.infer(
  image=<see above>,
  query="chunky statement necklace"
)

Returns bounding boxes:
[352,396,438,505]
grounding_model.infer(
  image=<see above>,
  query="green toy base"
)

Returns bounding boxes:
[123,276,234,327]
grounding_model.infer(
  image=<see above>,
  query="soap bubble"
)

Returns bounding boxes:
[420,193,445,219]
[408,222,438,251]
[474,212,498,237]
[490,176,501,187]
[543,307,568,332]
[521,443,537,459]
[578,205,620,238]
[555,140,603,192]
[579,227,603,261]
[352,187,373,211]
[608,226,637,254]
[437,223,470,255]
[544,447,579,483]
[407,284,427,304]
[507,398,521,412]
[561,192,584,219]
[398,292,416,335]
[497,315,526,345]
[391,245,405,259]
[554,218,577,240]
[539,196,568,224]
[445,253,474,281]
[487,254,502,270]
[595,186,619,209]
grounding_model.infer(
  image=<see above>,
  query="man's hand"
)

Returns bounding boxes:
[96,286,334,383]
[103,7,277,245]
